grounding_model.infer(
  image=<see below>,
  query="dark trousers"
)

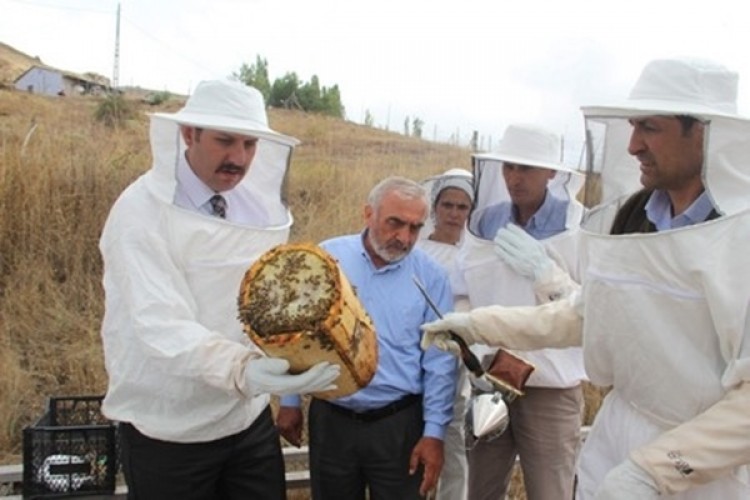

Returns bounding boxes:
[308,397,424,500]
[119,406,286,500]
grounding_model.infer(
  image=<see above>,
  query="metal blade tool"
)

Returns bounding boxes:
[412,276,506,393]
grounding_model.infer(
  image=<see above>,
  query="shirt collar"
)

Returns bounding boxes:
[176,154,219,209]
[645,189,715,230]
[513,190,555,230]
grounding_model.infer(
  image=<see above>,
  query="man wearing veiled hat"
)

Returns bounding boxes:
[442,124,586,500]
[422,58,750,499]
[99,80,339,499]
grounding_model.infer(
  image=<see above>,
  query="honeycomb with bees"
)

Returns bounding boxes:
[238,242,378,399]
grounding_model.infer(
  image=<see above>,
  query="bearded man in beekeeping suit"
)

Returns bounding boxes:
[99,80,339,499]
[421,57,750,499]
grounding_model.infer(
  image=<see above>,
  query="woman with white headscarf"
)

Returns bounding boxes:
[418,168,474,500]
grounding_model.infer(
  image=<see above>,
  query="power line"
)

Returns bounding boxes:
[7,0,223,79]
[112,2,120,88]
[5,0,112,15]
[120,15,226,79]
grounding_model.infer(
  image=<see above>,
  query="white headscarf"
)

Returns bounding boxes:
[430,168,474,208]
[420,168,474,241]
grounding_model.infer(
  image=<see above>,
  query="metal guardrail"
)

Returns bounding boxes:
[1,427,591,498]
[0,446,311,499]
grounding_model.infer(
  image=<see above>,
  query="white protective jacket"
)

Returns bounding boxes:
[460,129,588,389]
[457,230,586,388]
[99,108,298,442]
[466,211,750,499]
[577,211,750,499]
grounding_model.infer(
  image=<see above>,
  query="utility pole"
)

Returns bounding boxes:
[112,2,121,89]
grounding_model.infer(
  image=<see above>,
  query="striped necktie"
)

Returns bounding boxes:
[209,194,227,219]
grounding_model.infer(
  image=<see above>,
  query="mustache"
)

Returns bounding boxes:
[636,155,652,165]
[385,239,408,252]
[216,163,245,174]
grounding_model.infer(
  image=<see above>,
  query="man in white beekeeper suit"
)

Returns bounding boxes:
[456,124,587,500]
[421,58,750,499]
[99,80,339,499]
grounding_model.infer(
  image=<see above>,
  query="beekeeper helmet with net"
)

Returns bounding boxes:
[468,123,585,241]
[149,79,300,227]
[580,57,750,233]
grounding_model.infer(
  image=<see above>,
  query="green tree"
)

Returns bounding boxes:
[364,109,374,127]
[320,84,344,118]
[297,75,322,112]
[404,116,410,136]
[233,59,345,118]
[294,77,344,117]
[412,117,424,139]
[269,72,301,109]
[470,130,479,151]
[234,55,271,102]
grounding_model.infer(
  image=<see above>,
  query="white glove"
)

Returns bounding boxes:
[244,358,339,397]
[493,224,553,281]
[595,458,660,500]
[420,312,474,355]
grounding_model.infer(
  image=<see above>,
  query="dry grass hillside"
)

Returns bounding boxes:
[0,41,47,87]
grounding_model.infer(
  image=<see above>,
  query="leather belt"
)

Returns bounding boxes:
[323,394,421,423]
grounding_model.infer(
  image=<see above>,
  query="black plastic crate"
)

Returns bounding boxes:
[22,395,117,498]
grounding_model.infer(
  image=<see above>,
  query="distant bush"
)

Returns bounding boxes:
[144,90,171,106]
[94,93,135,127]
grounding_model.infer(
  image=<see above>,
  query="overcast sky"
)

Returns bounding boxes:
[3,0,749,160]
